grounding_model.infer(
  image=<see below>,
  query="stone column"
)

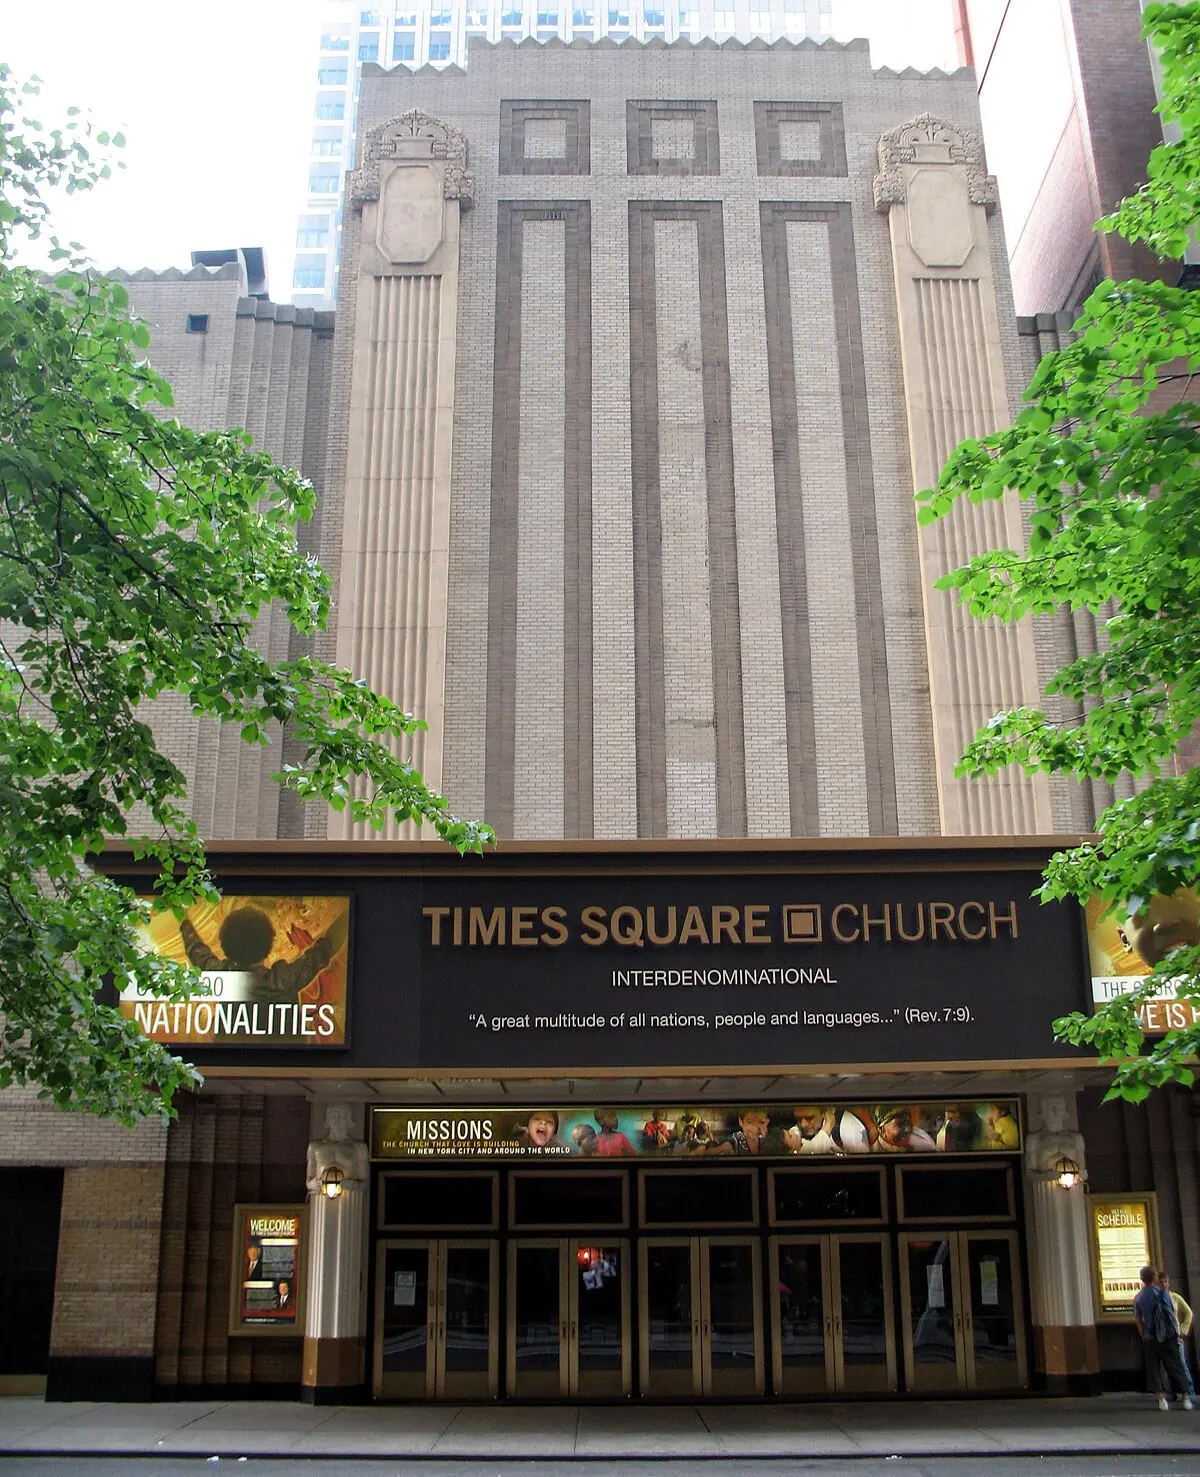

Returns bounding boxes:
[334,112,473,837]
[1023,1092,1101,1393]
[302,1104,370,1403]
[873,115,1053,836]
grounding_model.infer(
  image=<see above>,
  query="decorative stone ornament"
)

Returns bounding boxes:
[872,112,998,215]
[350,110,474,210]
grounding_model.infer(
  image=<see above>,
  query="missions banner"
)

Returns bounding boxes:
[372,1100,1022,1160]
[103,853,1090,1070]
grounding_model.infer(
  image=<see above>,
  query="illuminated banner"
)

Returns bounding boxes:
[1085,891,1200,1033]
[371,1100,1022,1161]
[229,1203,305,1336]
[1089,1195,1159,1321]
[120,895,351,1047]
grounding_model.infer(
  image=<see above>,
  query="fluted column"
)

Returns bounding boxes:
[302,1106,370,1403]
[1024,1093,1101,1393]
[334,113,473,837]
[874,115,1052,836]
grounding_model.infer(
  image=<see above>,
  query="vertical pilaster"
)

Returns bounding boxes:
[874,115,1053,836]
[335,114,473,838]
[1024,1093,1102,1392]
[302,1106,370,1403]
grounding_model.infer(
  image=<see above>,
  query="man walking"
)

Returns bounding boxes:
[1134,1265,1194,1411]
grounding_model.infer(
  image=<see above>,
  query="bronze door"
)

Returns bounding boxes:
[899,1231,1026,1393]
[508,1239,631,1397]
[640,1236,763,1397]
[374,1239,498,1399]
[771,1234,896,1395]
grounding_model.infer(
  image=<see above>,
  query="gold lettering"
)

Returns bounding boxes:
[678,905,710,945]
[540,906,569,946]
[611,905,645,948]
[511,906,538,945]
[469,906,506,946]
[711,905,741,945]
[958,901,986,941]
[423,906,451,945]
[453,906,463,945]
[580,906,609,946]
[831,903,860,943]
[989,900,1019,938]
[929,902,957,941]
[646,906,678,946]
[744,905,771,944]
[895,902,926,942]
[862,904,891,942]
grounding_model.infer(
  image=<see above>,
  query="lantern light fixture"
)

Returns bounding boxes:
[1054,1156,1081,1190]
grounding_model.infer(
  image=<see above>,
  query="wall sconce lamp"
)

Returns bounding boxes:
[321,1166,346,1200]
[1054,1156,1081,1190]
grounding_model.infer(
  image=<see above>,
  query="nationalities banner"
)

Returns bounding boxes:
[119,895,351,1047]
[371,1099,1021,1161]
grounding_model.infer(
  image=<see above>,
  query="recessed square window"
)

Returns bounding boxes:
[627,100,719,175]
[499,99,590,175]
[185,314,209,334]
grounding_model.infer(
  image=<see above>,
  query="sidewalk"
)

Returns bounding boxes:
[3,1394,1200,1461]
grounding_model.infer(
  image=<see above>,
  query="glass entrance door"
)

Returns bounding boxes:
[899,1231,1026,1393]
[770,1235,896,1395]
[508,1239,631,1397]
[639,1237,763,1397]
[374,1239,498,1399]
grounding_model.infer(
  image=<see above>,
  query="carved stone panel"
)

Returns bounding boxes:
[377,163,444,266]
[904,167,972,268]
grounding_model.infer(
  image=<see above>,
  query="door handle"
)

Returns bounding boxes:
[427,1323,436,1343]
[570,1321,577,1341]
[825,1316,833,1334]
[703,1320,709,1336]
[834,1317,841,1336]
[693,1321,700,1343]
[561,1321,567,1341]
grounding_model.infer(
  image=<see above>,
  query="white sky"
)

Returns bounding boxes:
[3,0,958,297]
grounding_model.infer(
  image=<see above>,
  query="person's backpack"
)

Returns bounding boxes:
[1150,1288,1179,1346]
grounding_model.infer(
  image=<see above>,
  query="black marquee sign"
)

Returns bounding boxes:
[105,847,1092,1073]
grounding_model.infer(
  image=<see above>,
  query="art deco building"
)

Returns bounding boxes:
[1,37,1186,1409]
[293,0,834,305]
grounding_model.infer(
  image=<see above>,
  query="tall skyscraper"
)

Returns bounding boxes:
[292,0,834,305]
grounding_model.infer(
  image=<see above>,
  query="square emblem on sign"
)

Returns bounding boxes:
[783,904,823,944]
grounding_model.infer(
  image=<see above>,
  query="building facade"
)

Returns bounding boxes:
[2,37,1194,1408]
[293,0,833,305]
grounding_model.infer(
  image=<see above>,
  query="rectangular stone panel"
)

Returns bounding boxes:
[499,100,591,175]
[485,202,593,838]
[754,101,848,177]
[759,201,897,835]
[627,200,746,838]
[627,100,720,176]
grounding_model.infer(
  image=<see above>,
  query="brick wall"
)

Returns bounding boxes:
[334,39,1037,840]
[155,1093,309,1393]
